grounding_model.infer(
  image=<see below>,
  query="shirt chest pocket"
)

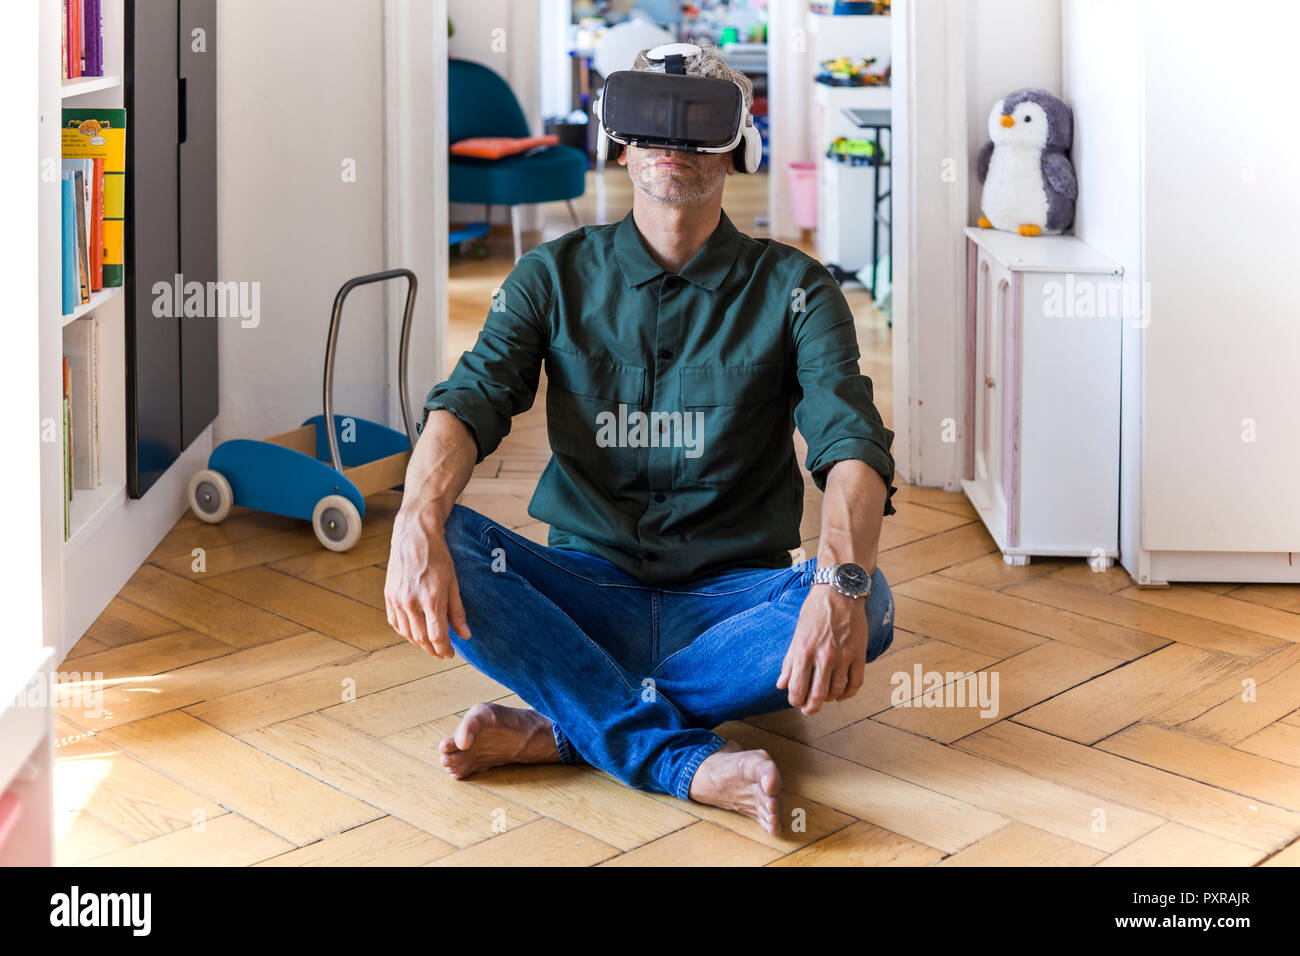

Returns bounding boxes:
[545,347,646,479]
[676,363,787,486]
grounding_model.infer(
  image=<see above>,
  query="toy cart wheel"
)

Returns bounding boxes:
[312,494,362,552]
[188,469,233,523]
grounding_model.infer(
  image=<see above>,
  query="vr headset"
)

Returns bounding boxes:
[593,43,763,174]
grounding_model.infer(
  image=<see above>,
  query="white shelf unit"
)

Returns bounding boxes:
[60,73,121,98]
[1064,1,1300,585]
[961,227,1123,566]
[805,11,891,274]
[41,0,138,659]
[41,0,213,659]
[61,283,121,326]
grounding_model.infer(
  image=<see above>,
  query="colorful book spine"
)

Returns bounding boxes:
[61,174,77,314]
[83,0,103,77]
[67,0,82,79]
[62,109,126,287]
[64,165,91,304]
[90,157,104,291]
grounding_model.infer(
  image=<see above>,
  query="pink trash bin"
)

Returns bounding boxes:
[786,161,818,230]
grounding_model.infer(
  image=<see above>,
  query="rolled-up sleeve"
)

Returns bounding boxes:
[791,261,898,516]
[420,251,550,462]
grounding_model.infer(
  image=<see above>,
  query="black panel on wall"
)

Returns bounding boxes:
[125,0,219,497]
[125,0,181,497]
[179,0,219,448]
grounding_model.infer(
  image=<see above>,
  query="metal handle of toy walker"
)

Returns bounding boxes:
[322,269,419,474]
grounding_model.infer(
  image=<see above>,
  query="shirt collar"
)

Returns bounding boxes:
[614,208,743,292]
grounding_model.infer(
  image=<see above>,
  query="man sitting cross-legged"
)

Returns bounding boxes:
[384,44,897,836]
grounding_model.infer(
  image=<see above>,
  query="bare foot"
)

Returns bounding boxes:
[688,740,783,835]
[439,702,560,779]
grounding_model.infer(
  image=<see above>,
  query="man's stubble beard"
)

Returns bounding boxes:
[629,150,729,207]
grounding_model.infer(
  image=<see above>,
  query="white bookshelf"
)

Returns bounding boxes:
[60,283,121,326]
[42,0,134,662]
[60,73,121,98]
[41,0,213,661]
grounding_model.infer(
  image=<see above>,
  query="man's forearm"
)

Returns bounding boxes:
[817,459,888,573]
[398,410,479,529]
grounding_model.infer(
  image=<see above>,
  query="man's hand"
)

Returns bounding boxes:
[776,586,868,714]
[384,503,471,659]
[383,410,479,659]
[779,458,888,715]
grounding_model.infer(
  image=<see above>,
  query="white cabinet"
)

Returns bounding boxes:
[962,227,1122,565]
[817,154,885,273]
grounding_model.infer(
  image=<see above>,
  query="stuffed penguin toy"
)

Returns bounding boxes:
[976,88,1076,236]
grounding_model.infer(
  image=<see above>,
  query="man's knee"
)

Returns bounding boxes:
[442,505,505,601]
[443,503,488,561]
[865,567,894,663]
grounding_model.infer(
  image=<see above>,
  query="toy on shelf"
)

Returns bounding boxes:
[827,136,882,166]
[810,1,889,15]
[187,270,420,551]
[976,87,1077,236]
[815,56,889,87]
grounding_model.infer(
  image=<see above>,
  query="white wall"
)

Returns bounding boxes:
[538,0,573,122]
[216,0,389,443]
[965,0,1061,225]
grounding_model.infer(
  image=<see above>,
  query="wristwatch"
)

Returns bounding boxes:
[811,562,872,599]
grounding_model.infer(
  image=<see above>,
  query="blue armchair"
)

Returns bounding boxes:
[448,58,587,262]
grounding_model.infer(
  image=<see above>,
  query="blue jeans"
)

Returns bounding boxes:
[443,504,895,801]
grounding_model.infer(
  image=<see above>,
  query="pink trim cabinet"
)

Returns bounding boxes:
[962,228,1123,567]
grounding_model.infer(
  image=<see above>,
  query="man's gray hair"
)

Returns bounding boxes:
[631,42,754,112]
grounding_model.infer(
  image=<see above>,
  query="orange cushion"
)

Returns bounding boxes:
[450,135,560,160]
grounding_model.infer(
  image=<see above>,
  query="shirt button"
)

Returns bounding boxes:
[654,492,666,503]
[645,551,659,561]
[658,349,674,361]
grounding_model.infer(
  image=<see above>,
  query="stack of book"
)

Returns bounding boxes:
[62,0,105,80]
[62,318,103,541]
[59,105,119,538]
[66,320,102,484]
[61,107,125,314]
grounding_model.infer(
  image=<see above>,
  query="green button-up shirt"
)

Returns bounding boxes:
[422,208,896,586]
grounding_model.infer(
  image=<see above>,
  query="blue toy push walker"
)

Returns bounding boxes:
[186,269,420,551]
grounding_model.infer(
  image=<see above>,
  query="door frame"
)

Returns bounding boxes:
[767,0,970,490]
[889,0,969,491]
[384,0,448,427]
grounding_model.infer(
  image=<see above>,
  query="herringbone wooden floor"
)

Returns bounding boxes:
[53,172,1300,866]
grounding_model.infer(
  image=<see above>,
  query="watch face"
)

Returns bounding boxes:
[835,563,869,595]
